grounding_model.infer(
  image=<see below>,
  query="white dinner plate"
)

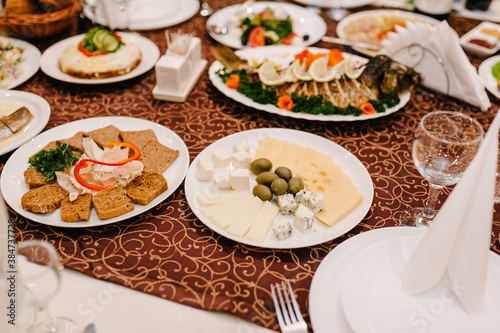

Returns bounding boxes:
[184,128,373,249]
[85,0,199,31]
[292,0,374,9]
[40,33,160,85]
[1,116,190,228]
[478,55,500,100]
[208,45,410,122]
[2,38,41,90]
[340,234,500,333]
[206,2,327,49]
[0,91,50,156]
[337,10,439,57]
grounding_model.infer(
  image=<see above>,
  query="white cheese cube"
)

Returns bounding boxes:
[212,148,231,168]
[309,192,326,213]
[273,218,293,240]
[233,141,250,154]
[294,204,315,232]
[230,168,249,191]
[213,167,230,189]
[195,158,213,181]
[232,151,252,169]
[294,189,311,207]
[277,193,297,215]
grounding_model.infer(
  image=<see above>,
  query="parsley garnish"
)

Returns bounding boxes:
[28,143,80,181]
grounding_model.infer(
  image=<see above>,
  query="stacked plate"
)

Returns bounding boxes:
[309,227,500,332]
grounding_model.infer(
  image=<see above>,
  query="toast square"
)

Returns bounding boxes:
[126,172,168,205]
[92,185,134,220]
[61,193,92,222]
[57,131,85,152]
[21,183,69,213]
[119,129,158,152]
[23,167,54,189]
[84,125,121,147]
[140,140,179,173]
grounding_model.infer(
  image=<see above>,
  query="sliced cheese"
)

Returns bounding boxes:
[210,195,254,229]
[316,189,363,226]
[197,191,246,207]
[199,191,250,219]
[245,200,280,242]
[225,196,264,237]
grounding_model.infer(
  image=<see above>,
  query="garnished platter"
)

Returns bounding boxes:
[1,37,41,90]
[1,117,189,228]
[478,55,500,100]
[184,128,374,249]
[209,45,411,122]
[292,0,374,9]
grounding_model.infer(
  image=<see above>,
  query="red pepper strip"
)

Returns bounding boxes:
[102,142,141,164]
[77,42,107,57]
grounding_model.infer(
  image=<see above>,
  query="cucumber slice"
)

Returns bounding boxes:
[93,30,121,53]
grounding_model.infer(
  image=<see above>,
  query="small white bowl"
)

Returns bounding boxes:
[460,21,500,57]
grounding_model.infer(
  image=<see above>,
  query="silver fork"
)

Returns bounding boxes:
[271,281,308,333]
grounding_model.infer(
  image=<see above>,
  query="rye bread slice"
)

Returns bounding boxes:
[126,172,168,205]
[119,129,158,152]
[61,193,92,222]
[57,131,85,152]
[84,125,121,147]
[92,185,134,220]
[140,140,179,173]
[21,183,69,213]
[23,167,54,189]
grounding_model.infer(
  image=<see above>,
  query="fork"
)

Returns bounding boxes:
[271,281,308,333]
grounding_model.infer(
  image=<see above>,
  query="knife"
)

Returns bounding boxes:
[321,36,381,50]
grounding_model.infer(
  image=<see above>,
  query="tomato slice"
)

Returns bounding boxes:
[282,32,297,45]
[247,26,265,48]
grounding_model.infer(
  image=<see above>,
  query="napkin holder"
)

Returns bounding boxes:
[152,36,207,103]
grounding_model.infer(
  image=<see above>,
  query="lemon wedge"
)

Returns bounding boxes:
[309,57,345,82]
[291,59,312,81]
[258,61,289,86]
[344,57,366,80]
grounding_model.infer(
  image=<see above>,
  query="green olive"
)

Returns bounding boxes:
[252,184,273,201]
[288,177,304,195]
[250,158,273,175]
[256,171,279,187]
[270,178,288,196]
[274,166,293,182]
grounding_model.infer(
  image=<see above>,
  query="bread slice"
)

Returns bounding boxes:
[126,172,168,205]
[21,183,69,213]
[92,185,134,220]
[23,167,54,189]
[29,141,59,160]
[57,131,85,152]
[119,129,158,152]
[84,125,121,147]
[140,140,179,173]
[61,193,92,222]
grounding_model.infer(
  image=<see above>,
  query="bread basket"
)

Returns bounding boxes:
[0,0,81,39]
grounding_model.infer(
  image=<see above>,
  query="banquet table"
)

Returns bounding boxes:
[2,1,500,332]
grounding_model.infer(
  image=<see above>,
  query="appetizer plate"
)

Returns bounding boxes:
[479,55,500,100]
[461,21,500,57]
[3,38,41,90]
[292,0,374,9]
[337,10,439,57]
[184,128,373,249]
[206,2,327,49]
[209,45,410,122]
[85,0,199,31]
[1,116,190,228]
[40,33,160,85]
[0,91,50,156]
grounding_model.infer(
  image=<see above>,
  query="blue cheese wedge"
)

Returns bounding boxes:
[294,204,315,232]
[277,193,297,215]
[295,189,311,207]
[273,218,293,240]
[309,192,326,213]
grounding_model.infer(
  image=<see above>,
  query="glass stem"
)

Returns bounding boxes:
[422,184,443,222]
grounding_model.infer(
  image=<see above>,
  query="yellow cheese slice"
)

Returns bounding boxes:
[210,195,254,229]
[226,196,264,237]
[245,200,280,242]
[199,191,250,219]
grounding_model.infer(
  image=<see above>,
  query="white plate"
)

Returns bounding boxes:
[40,33,160,85]
[479,55,500,100]
[206,2,327,49]
[208,45,410,122]
[1,116,190,228]
[0,91,50,156]
[3,38,41,90]
[184,128,373,249]
[85,0,199,31]
[337,10,439,57]
[460,21,500,58]
[341,234,500,332]
[292,0,374,9]
[309,227,423,333]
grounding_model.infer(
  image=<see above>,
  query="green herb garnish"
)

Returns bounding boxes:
[492,61,500,80]
[28,143,80,182]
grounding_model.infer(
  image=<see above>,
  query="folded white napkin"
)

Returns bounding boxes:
[379,20,491,111]
[101,0,123,30]
[402,108,500,314]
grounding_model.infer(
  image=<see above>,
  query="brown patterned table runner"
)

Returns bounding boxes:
[2,2,499,331]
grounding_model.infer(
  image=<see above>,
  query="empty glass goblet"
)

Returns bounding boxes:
[327,0,347,21]
[400,111,484,227]
[112,0,132,30]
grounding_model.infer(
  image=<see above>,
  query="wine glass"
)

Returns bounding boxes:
[17,240,78,333]
[83,0,101,25]
[327,0,347,21]
[113,0,132,30]
[400,111,484,227]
